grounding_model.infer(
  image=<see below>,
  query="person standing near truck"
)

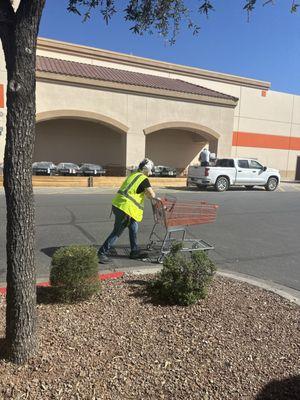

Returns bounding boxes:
[199,147,211,167]
[98,158,158,264]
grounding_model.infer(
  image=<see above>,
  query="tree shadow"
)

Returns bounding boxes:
[40,246,61,258]
[256,375,300,400]
[41,245,105,259]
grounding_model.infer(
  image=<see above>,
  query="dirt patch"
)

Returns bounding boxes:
[0,275,299,399]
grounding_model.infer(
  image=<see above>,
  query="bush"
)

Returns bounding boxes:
[149,243,216,306]
[50,245,101,302]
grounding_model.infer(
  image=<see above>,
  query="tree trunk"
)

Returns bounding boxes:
[0,0,45,364]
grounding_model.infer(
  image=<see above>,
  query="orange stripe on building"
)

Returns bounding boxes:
[232,131,300,151]
[0,84,4,108]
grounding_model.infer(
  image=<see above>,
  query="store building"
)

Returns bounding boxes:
[0,37,299,178]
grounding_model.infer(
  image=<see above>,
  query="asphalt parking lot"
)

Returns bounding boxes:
[0,182,300,291]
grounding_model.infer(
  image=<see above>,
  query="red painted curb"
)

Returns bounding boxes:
[99,271,124,281]
[0,271,125,297]
[37,282,51,287]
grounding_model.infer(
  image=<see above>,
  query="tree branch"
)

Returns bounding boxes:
[0,0,16,74]
[0,0,15,24]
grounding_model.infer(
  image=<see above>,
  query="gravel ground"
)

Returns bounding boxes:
[0,275,299,400]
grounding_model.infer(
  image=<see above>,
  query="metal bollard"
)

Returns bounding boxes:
[88,176,94,187]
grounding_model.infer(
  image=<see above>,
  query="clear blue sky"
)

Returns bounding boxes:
[39,0,300,94]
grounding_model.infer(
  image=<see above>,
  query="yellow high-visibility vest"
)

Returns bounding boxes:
[112,172,147,222]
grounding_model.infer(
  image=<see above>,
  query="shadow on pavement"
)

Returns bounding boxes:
[255,375,300,400]
[40,246,62,258]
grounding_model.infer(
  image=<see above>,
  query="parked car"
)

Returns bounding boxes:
[187,158,280,192]
[32,161,57,176]
[79,163,106,176]
[152,165,177,177]
[57,162,80,176]
[127,165,138,173]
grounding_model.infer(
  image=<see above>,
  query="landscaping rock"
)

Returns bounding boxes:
[0,275,299,399]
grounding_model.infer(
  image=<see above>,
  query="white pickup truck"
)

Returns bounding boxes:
[187,158,280,192]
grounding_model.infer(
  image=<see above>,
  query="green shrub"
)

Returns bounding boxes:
[149,243,216,306]
[50,245,100,302]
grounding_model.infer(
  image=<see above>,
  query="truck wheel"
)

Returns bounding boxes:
[215,176,229,192]
[265,177,278,191]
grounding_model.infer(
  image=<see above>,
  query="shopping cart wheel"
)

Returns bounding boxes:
[147,243,153,251]
[157,254,165,264]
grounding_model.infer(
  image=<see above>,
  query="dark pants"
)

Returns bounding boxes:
[99,206,139,255]
[201,161,209,167]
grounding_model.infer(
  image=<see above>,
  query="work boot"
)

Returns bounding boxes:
[130,250,149,260]
[98,253,111,264]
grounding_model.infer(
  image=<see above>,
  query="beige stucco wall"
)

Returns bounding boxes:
[35,79,235,172]
[36,39,300,178]
[231,88,300,178]
[1,37,300,179]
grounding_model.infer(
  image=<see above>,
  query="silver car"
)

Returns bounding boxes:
[57,162,80,176]
[32,161,57,176]
[79,163,106,176]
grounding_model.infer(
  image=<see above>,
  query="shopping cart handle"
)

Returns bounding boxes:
[152,198,163,209]
[152,197,162,204]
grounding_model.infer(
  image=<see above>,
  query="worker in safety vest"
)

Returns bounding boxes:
[98,158,157,264]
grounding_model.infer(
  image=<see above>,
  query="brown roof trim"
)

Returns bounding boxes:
[36,71,238,108]
[37,37,271,91]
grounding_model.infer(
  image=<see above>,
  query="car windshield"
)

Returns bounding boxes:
[33,162,53,168]
[82,164,102,169]
[58,163,78,168]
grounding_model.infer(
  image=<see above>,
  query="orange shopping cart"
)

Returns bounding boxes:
[147,196,219,263]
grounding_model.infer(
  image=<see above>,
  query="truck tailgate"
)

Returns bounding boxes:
[188,165,206,178]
